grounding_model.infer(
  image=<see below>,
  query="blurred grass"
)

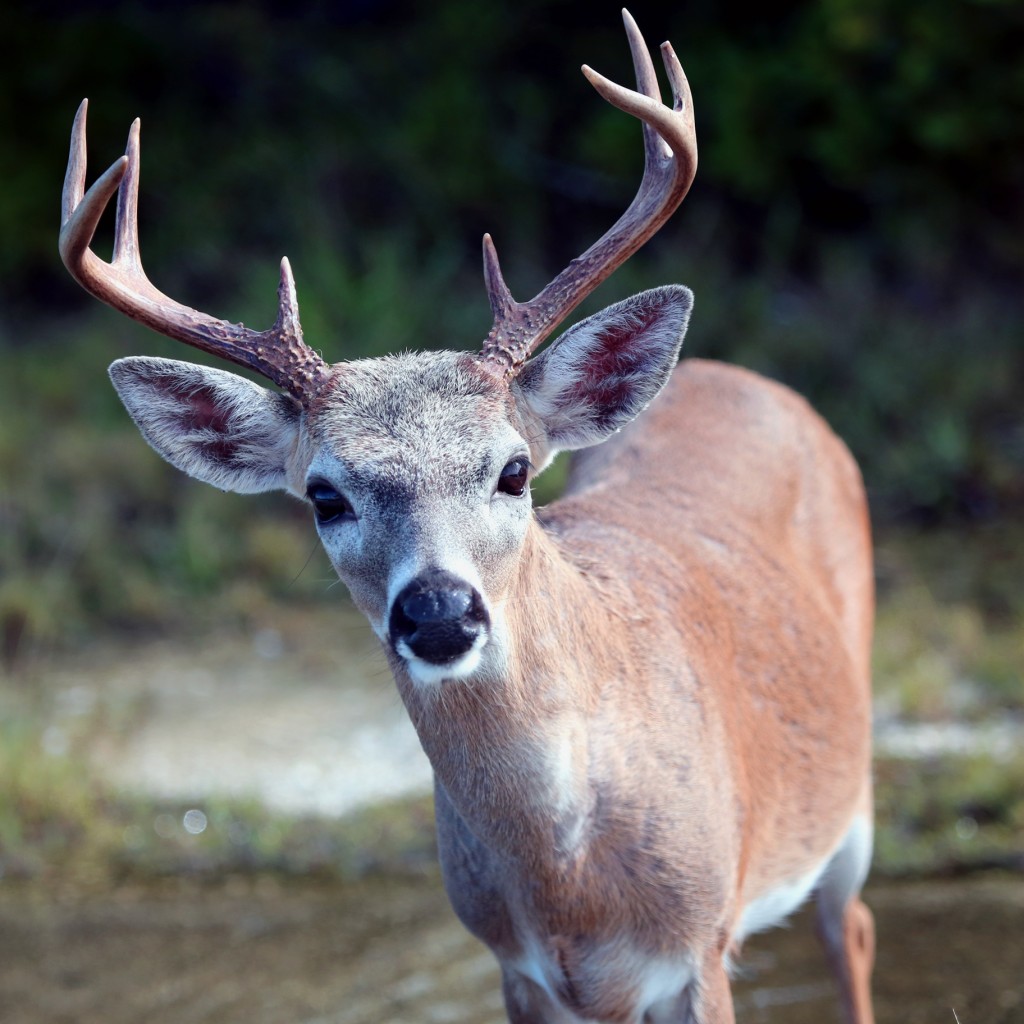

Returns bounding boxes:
[874,526,1024,720]
[0,716,438,888]
[874,753,1024,877]
[1,728,1020,889]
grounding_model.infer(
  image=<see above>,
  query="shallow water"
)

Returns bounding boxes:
[0,873,1020,1023]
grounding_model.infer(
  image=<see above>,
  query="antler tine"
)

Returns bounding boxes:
[661,40,692,115]
[61,100,130,286]
[62,100,94,229]
[58,100,330,404]
[112,117,142,268]
[478,9,697,379]
[482,233,515,320]
[620,8,666,168]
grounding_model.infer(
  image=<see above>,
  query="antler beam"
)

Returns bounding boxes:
[59,99,330,404]
[477,9,698,378]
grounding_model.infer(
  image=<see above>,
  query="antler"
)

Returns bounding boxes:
[478,9,698,378]
[59,99,330,404]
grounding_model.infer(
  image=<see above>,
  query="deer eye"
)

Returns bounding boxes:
[496,459,529,497]
[307,481,353,524]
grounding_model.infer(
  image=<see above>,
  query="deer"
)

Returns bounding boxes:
[59,11,875,1024]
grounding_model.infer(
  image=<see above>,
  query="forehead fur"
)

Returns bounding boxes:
[306,351,520,486]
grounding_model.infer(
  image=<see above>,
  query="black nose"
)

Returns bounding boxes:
[389,569,489,665]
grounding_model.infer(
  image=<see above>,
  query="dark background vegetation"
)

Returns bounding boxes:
[0,1,1021,956]
[2,0,1022,663]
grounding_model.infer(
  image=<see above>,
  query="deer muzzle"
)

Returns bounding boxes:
[389,568,490,668]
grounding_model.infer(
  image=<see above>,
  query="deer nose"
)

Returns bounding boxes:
[389,569,490,666]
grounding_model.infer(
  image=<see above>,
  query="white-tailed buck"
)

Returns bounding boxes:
[60,11,875,1023]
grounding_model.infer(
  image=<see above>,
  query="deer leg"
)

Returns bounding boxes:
[815,815,876,1024]
[692,961,736,1024]
[824,896,876,1024]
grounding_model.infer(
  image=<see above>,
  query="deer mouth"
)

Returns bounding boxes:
[393,634,489,687]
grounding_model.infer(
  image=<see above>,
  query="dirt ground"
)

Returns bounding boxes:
[1,873,1021,1024]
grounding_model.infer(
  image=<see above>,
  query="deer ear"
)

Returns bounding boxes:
[108,356,302,494]
[513,285,692,454]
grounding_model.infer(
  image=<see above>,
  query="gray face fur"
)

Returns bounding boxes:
[306,351,534,684]
[107,285,693,688]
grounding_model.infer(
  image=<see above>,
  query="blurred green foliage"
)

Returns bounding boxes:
[6,0,1023,298]
[2,0,1022,654]
[874,752,1024,876]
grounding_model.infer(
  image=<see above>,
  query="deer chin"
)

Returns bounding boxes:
[395,632,488,688]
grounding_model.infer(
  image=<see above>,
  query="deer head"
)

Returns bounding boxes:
[60,11,697,688]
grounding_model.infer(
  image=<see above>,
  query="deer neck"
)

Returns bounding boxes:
[394,516,627,859]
